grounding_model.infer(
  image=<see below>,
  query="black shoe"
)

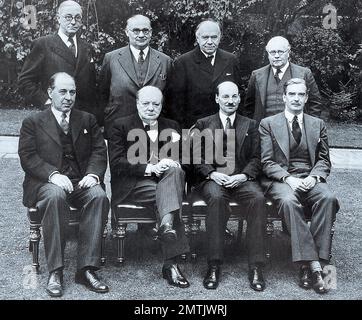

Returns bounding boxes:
[248,266,265,292]
[162,264,190,288]
[46,270,63,297]
[312,271,327,294]
[75,269,109,293]
[203,264,220,290]
[159,223,177,243]
[299,266,312,290]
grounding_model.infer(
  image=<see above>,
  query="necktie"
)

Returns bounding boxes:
[274,68,281,84]
[144,124,150,131]
[60,112,69,135]
[139,50,145,64]
[225,117,232,133]
[68,36,76,57]
[292,115,302,144]
[206,55,213,65]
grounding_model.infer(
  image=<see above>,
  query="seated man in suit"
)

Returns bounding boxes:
[244,36,322,123]
[108,86,190,288]
[18,72,110,297]
[259,78,339,294]
[192,81,267,291]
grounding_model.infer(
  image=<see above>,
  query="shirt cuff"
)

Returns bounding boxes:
[145,164,153,176]
[48,171,60,182]
[87,173,100,184]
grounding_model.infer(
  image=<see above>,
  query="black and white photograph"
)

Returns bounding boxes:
[0,0,361,308]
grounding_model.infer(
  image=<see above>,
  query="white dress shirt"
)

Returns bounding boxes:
[272,61,290,80]
[58,29,78,57]
[201,50,216,66]
[219,111,236,130]
[130,45,150,62]
[284,109,303,132]
[51,107,71,126]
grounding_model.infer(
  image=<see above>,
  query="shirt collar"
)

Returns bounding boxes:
[130,45,149,61]
[219,110,236,128]
[142,119,157,129]
[200,49,216,65]
[58,29,77,46]
[51,106,71,123]
[272,61,289,76]
[285,109,303,125]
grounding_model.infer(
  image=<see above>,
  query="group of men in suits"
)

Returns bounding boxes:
[17,0,339,298]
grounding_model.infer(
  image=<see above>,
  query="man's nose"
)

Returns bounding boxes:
[65,92,72,100]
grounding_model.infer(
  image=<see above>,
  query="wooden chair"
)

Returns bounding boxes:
[27,206,107,273]
[113,201,192,264]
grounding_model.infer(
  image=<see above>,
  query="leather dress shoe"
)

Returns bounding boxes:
[312,271,327,294]
[46,270,63,297]
[162,264,190,288]
[299,266,312,290]
[159,223,177,243]
[75,269,109,293]
[248,266,265,292]
[203,265,220,290]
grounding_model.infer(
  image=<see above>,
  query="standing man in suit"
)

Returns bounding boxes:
[244,36,322,123]
[18,1,101,123]
[193,81,267,291]
[108,86,190,288]
[18,72,109,297]
[99,15,172,137]
[259,78,339,294]
[169,19,241,129]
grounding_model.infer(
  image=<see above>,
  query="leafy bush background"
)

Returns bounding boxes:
[0,0,361,121]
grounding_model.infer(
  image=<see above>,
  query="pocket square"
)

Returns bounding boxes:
[245,133,248,136]
[226,73,232,76]
[318,138,321,143]
[83,129,88,134]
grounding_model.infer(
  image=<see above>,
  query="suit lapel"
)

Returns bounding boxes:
[144,48,161,85]
[70,110,83,145]
[74,38,87,75]
[303,114,319,165]
[193,48,214,76]
[234,114,249,155]
[270,113,290,160]
[39,109,62,146]
[256,65,270,107]
[50,34,77,66]
[212,50,228,82]
[117,47,139,87]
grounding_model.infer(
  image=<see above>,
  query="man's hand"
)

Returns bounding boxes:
[209,172,230,186]
[78,175,98,189]
[300,176,317,191]
[158,158,179,168]
[224,174,248,188]
[285,176,305,192]
[150,162,169,177]
[50,173,73,193]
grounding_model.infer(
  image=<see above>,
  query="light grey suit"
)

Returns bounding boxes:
[259,112,339,262]
[99,45,172,136]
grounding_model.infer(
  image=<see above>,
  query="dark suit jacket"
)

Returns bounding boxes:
[259,112,331,190]
[192,113,261,183]
[108,114,181,206]
[99,46,172,132]
[169,47,241,129]
[18,34,100,122]
[244,63,322,122]
[18,109,107,207]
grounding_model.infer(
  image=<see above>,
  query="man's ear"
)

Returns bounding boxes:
[282,94,286,104]
[47,88,53,100]
[215,94,219,104]
[304,94,309,104]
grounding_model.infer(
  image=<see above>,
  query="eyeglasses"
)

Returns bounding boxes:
[128,28,152,36]
[61,14,82,22]
[268,49,289,56]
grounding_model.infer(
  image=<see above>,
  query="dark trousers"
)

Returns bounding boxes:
[125,166,190,260]
[36,183,109,273]
[266,182,339,262]
[197,180,267,266]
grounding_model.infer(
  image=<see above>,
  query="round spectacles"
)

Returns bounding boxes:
[128,28,152,36]
[268,49,289,56]
[62,14,82,22]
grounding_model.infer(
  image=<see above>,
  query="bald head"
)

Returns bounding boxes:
[136,86,163,123]
[265,36,290,69]
[216,81,240,116]
[125,15,152,50]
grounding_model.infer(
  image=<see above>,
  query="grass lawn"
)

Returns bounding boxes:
[0,158,361,300]
[0,108,362,148]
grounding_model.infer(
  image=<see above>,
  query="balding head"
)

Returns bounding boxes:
[136,86,163,123]
[265,36,291,69]
[216,81,240,116]
[57,1,82,37]
[195,20,221,55]
[125,14,152,50]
